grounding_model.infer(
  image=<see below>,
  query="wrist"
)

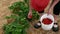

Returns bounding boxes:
[48,7,53,10]
[51,6,54,9]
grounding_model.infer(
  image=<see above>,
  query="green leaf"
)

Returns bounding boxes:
[5,16,11,19]
[24,0,29,4]
[4,1,39,34]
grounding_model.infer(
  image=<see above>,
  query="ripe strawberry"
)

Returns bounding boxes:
[28,11,32,19]
[42,18,52,25]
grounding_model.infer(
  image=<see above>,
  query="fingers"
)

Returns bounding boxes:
[28,11,32,19]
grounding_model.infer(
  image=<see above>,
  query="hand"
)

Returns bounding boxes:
[47,8,53,15]
[28,11,32,19]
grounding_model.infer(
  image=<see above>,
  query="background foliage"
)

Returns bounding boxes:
[3,0,39,34]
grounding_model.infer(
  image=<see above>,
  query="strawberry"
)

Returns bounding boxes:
[28,11,32,19]
[42,18,53,25]
[29,14,32,19]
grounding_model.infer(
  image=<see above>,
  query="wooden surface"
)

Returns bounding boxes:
[0,0,60,34]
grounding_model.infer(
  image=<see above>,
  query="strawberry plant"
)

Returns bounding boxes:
[3,0,39,34]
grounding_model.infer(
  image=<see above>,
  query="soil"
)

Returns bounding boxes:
[0,0,60,34]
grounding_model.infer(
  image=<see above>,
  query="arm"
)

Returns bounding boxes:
[28,0,32,19]
[50,0,60,8]
[47,0,59,14]
[29,0,32,12]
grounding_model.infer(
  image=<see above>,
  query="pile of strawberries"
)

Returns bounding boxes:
[42,18,53,25]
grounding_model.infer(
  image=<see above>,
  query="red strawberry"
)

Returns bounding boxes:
[28,11,32,19]
[42,18,52,25]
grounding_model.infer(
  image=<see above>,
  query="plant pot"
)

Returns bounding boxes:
[40,14,54,30]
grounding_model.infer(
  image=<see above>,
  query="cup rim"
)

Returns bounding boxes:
[40,14,54,25]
